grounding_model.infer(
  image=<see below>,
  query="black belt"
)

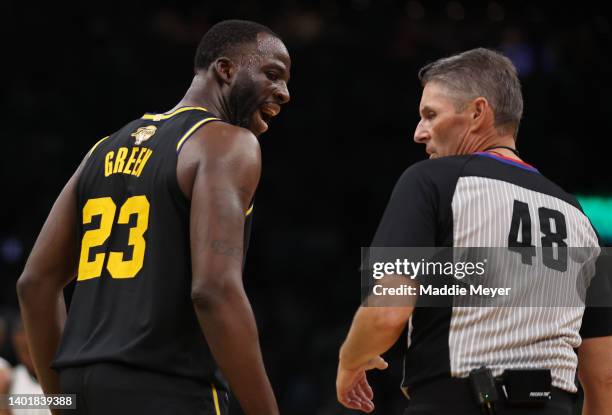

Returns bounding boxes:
[405,377,576,413]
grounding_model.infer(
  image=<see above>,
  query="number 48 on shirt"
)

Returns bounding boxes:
[77,195,150,281]
[508,199,568,272]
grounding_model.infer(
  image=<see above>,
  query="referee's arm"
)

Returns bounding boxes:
[340,306,413,368]
[337,164,436,413]
[337,306,412,413]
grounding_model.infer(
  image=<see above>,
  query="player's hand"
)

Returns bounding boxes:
[336,356,388,413]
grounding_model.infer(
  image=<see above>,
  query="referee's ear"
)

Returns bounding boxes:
[470,97,492,131]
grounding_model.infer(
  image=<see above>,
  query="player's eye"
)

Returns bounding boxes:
[266,71,279,81]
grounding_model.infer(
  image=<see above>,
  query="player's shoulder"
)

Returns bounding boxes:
[182,120,261,170]
[190,121,259,151]
[195,120,257,142]
[89,118,142,147]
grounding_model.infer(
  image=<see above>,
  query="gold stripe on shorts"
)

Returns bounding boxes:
[211,383,221,415]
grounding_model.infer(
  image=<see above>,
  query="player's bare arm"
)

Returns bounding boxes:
[178,121,279,415]
[578,335,612,415]
[336,305,413,413]
[16,158,86,399]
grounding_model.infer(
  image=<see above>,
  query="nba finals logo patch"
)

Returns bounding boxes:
[131,125,157,145]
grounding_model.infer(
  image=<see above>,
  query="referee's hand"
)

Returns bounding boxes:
[336,356,388,413]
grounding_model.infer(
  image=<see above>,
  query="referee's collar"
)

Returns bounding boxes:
[475,151,539,173]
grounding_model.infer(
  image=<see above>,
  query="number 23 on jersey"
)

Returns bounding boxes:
[77,195,150,281]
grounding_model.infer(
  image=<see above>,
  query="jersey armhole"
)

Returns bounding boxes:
[176,117,222,153]
[86,135,110,157]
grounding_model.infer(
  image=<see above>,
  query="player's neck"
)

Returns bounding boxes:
[170,74,231,121]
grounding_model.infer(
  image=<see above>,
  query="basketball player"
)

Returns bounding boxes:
[17,20,290,415]
[336,48,612,414]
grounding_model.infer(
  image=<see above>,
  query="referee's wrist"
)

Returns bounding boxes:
[338,350,365,371]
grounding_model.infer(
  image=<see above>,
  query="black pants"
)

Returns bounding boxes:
[403,377,576,415]
[58,363,228,415]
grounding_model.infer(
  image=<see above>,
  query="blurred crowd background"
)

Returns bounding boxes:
[2,1,611,414]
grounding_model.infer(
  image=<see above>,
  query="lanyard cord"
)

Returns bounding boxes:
[482,145,520,157]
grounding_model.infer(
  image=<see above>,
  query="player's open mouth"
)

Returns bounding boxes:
[255,103,281,134]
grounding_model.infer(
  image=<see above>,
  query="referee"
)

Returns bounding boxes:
[336,48,612,414]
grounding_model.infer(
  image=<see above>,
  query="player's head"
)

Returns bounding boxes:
[194,20,291,136]
[414,48,523,158]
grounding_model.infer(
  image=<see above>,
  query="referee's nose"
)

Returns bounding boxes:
[414,120,429,143]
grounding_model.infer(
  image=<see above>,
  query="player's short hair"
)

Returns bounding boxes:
[194,20,279,72]
[418,48,523,137]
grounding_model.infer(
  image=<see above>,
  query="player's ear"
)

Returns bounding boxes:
[212,57,237,85]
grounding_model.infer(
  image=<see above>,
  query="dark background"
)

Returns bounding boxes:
[1,1,611,414]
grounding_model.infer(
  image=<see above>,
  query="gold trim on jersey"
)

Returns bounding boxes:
[211,383,221,415]
[246,204,254,217]
[176,117,221,152]
[141,106,209,121]
[87,136,110,157]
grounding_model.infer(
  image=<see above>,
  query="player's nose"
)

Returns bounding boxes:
[275,82,290,105]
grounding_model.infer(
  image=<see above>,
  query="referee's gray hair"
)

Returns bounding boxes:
[418,48,523,138]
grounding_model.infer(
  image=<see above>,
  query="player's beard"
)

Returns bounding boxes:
[228,73,264,133]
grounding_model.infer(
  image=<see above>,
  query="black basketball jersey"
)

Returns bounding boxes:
[52,107,253,390]
[371,152,612,395]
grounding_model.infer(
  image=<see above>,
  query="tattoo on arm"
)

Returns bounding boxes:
[211,240,242,260]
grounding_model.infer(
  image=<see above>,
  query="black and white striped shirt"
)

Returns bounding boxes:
[372,152,612,394]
